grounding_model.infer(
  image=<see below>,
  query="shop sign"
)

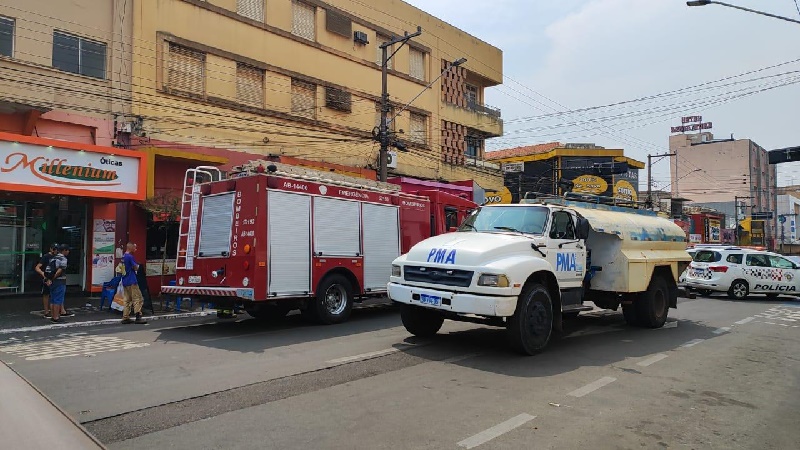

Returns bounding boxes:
[705,217,721,243]
[689,234,702,243]
[502,162,524,173]
[613,179,638,202]
[572,174,608,195]
[483,187,512,205]
[0,139,142,197]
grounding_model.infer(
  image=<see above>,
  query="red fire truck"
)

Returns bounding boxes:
[161,161,475,324]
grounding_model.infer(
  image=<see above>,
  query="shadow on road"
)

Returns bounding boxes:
[151,304,401,353]
[395,310,722,379]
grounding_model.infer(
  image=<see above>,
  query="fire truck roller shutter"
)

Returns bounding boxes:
[363,203,400,290]
[313,197,361,256]
[268,191,312,295]
[198,192,235,257]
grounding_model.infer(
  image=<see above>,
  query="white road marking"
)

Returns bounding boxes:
[326,348,399,365]
[568,376,617,398]
[441,353,483,364]
[713,327,731,335]
[661,321,678,329]
[457,414,536,449]
[681,339,705,348]
[735,317,755,325]
[0,335,149,361]
[637,353,669,367]
[765,322,777,325]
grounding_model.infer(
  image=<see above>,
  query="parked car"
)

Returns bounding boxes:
[684,247,800,299]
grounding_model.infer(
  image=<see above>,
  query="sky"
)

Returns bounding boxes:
[403,0,800,191]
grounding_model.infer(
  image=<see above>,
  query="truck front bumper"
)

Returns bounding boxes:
[387,282,517,317]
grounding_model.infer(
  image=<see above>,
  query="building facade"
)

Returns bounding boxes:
[486,143,644,204]
[129,0,504,190]
[669,133,778,249]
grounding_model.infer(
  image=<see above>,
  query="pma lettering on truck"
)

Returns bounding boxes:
[427,248,456,264]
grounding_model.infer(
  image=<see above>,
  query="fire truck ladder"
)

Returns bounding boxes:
[176,166,222,271]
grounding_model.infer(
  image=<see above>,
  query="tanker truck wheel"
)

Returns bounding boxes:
[306,274,354,325]
[400,304,444,337]
[507,282,553,356]
[635,275,670,328]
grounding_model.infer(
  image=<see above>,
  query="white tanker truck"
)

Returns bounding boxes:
[388,195,692,355]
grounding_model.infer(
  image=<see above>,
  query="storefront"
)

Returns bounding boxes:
[0,132,146,294]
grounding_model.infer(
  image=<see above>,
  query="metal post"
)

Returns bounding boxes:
[647,154,652,208]
[379,45,389,183]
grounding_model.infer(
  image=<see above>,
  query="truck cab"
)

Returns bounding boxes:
[388,198,690,355]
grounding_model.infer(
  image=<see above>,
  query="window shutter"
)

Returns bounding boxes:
[409,48,425,81]
[236,63,264,107]
[237,0,264,22]
[291,79,316,119]
[409,113,426,145]
[325,86,351,113]
[168,43,204,96]
[375,35,392,70]
[292,1,316,41]
[325,9,351,38]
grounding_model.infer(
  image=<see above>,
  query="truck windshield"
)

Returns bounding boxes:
[458,206,548,235]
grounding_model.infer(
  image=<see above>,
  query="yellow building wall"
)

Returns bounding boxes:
[132,0,503,189]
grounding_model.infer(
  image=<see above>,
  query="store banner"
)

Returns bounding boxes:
[0,133,145,200]
[91,219,117,286]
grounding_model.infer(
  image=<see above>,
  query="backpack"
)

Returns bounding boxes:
[45,256,60,280]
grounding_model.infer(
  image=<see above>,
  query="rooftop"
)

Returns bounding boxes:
[485,142,563,161]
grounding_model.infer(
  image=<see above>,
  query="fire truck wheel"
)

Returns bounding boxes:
[400,304,444,337]
[507,282,553,356]
[310,274,354,325]
[635,275,670,328]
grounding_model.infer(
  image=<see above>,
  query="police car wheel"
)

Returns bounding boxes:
[636,275,670,328]
[507,282,553,356]
[727,280,749,300]
[400,304,444,337]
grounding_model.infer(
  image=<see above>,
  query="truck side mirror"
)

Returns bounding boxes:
[576,217,590,240]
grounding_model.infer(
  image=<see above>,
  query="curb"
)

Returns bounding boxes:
[0,311,215,335]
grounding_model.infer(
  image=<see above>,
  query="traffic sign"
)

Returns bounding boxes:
[751,212,773,220]
[780,216,787,224]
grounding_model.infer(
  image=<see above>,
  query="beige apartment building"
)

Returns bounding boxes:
[130,0,505,189]
[669,132,777,246]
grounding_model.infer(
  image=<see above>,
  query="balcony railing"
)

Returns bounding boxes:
[466,99,501,119]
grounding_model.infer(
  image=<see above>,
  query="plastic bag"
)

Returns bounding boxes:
[111,281,126,312]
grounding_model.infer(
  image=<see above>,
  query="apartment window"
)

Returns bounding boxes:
[167,43,205,97]
[326,9,351,38]
[237,0,264,22]
[409,113,427,146]
[409,47,425,81]
[376,34,392,70]
[291,79,316,119]
[236,63,265,107]
[52,31,106,79]
[0,16,13,57]
[325,86,351,113]
[292,1,316,41]
[466,135,483,158]
[465,84,478,107]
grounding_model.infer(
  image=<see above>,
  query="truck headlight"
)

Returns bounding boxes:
[392,265,402,278]
[478,274,510,287]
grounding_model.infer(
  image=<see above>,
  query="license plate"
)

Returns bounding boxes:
[188,276,201,284]
[236,288,254,300]
[419,294,441,307]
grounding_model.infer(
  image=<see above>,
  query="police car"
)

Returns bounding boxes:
[684,247,800,299]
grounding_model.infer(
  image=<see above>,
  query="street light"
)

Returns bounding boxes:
[687,1,800,25]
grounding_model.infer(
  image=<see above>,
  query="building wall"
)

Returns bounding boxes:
[130,0,504,190]
[669,133,778,246]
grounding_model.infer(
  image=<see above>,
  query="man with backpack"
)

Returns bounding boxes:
[35,243,73,319]
[121,242,147,324]
[43,244,70,323]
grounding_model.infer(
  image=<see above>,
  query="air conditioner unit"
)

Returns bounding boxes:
[354,30,369,45]
[119,122,133,133]
[387,150,398,169]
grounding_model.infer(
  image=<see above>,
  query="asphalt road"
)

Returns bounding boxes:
[1,295,798,449]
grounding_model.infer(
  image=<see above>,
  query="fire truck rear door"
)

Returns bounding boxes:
[268,191,311,295]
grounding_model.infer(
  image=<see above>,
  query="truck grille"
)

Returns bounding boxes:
[403,266,474,287]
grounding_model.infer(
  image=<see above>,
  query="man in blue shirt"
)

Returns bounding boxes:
[121,242,147,324]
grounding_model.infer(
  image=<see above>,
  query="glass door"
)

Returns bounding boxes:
[0,202,23,294]
[23,202,47,294]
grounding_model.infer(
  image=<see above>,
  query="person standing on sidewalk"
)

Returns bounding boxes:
[35,243,74,319]
[121,243,147,324]
[44,244,70,323]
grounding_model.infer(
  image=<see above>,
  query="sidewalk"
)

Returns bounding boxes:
[0,288,212,333]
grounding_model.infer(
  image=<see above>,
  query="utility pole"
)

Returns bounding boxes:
[647,153,675,210]
[378,27,422,182]
[734,195,753,245]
